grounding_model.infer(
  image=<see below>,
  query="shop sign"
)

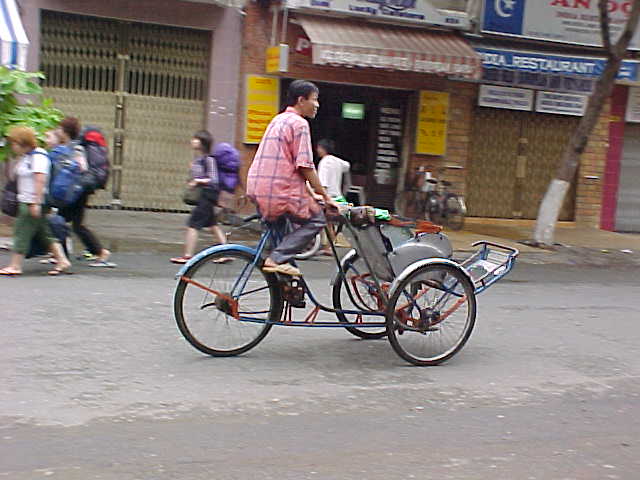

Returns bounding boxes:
[478,85,534,111]
[314,46,476,76]
[287,0,469,29]
[243,75,280,144]
[482,0,640,50]
[265,44,289,73]
[535,91,588,116]
[625,87,640,122]
[374,106,403,185]
[481,67,596,94]
[476,47,639,82]
[415,90,448,156]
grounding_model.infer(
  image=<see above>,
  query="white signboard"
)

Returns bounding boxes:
[625,87,640,123]
[536,91,588,117]
[483,0,640,50]
[288,0,469,29]
[478,85,534,111]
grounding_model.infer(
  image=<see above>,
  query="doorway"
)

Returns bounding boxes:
[282,79,410,210]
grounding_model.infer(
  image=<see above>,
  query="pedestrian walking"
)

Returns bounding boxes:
[246,79,339,277]
[316,138,351,255]
[171,130,228,264]
[56,117,114,267]
[0,126,71,276]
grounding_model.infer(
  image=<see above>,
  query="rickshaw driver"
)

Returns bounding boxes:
[246,79,340,277]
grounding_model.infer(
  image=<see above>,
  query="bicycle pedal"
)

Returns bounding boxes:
[287,299,306,308]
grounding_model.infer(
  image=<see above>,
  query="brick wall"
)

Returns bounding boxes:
[575,100,611,226]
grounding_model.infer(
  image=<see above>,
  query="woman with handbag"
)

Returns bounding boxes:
[170,130,229,264]
[0,126,71,276]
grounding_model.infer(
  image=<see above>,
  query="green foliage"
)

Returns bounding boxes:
[0,66,63,162]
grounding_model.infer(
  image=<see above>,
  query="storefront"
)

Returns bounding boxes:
[470,0,640,224]
[17,0,243,211]
[239,1,482,211]
[466,44,640,220]
[601,85,640,233]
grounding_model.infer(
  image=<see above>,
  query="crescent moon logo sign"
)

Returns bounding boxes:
[495,0,514,18]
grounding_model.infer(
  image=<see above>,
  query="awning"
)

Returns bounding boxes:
[298,15,481,79]
[1,0,28,70]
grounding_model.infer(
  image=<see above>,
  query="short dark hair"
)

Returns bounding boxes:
[193,130,213,153]
[317,138,335,155]
[286,80,319,107]
[60,117,81,140]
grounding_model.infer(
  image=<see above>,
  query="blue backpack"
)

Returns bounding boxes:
[48,145,84,208]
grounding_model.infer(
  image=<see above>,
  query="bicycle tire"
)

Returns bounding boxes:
[333,253,388,340]
[386,263,476,366]
[444,194,465,231]
[294,232,322,260]
[174,249,282,357]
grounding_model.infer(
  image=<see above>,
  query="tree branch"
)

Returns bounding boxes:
[598,0,612,54]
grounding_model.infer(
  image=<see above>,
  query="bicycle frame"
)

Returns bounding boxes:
[176,216,391,329]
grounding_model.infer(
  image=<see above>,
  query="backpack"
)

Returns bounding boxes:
[48,145,84,208]
[78,126,110,192]
[213,143,240,193]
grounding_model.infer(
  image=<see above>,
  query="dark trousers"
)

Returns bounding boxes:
[269,209,326,264]
[60,192,103,256]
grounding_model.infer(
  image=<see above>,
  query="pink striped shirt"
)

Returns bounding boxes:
[246,107,320,221]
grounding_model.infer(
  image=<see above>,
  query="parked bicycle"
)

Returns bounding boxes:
[396,167,467,231]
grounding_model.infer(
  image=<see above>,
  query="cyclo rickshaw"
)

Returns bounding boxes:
[173,205,518,366]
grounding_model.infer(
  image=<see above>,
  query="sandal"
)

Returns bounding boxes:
[0,267,21,276]
[89,260,117,268]
[262,263,302,276]
[170,255,192,264]
[212,257,233,264]
[48,267,73,276]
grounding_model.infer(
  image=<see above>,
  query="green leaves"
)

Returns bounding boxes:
[0,66,63,162]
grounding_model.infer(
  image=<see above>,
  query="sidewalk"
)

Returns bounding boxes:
[2,209,639,265]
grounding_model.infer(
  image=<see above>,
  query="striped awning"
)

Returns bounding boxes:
[1,0,28,70]
[298,16,481,79]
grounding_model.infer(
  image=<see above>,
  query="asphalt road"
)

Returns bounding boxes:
[1,252,639,479]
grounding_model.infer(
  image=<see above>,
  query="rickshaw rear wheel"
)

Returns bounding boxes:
[386,263,476,366]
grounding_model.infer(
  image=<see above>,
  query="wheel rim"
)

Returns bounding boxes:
[175,251,275,354]
[334,255,388,338]
[389,265,475,364]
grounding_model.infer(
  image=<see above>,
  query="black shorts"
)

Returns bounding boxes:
[187,197,217,229]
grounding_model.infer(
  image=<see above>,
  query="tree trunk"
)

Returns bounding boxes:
[533,2,640,246]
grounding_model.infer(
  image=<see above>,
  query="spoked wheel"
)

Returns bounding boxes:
[386,263,476,366]
[174,249,283,356]
[444,194,466,231]
[333,253,388,339]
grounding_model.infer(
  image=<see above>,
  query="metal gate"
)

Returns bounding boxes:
[615,123,640,232]
[39,10,210,210]
[467,108,577,220]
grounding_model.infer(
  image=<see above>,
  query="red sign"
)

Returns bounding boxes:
[295,36,312,56]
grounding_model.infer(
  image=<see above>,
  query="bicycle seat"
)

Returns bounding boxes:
[426,178,438,184]
[441,180,452,187]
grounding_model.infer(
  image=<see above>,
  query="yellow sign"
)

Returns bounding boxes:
[265,44,289,73]
[415,90,449,156]
[244,75,280,144]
